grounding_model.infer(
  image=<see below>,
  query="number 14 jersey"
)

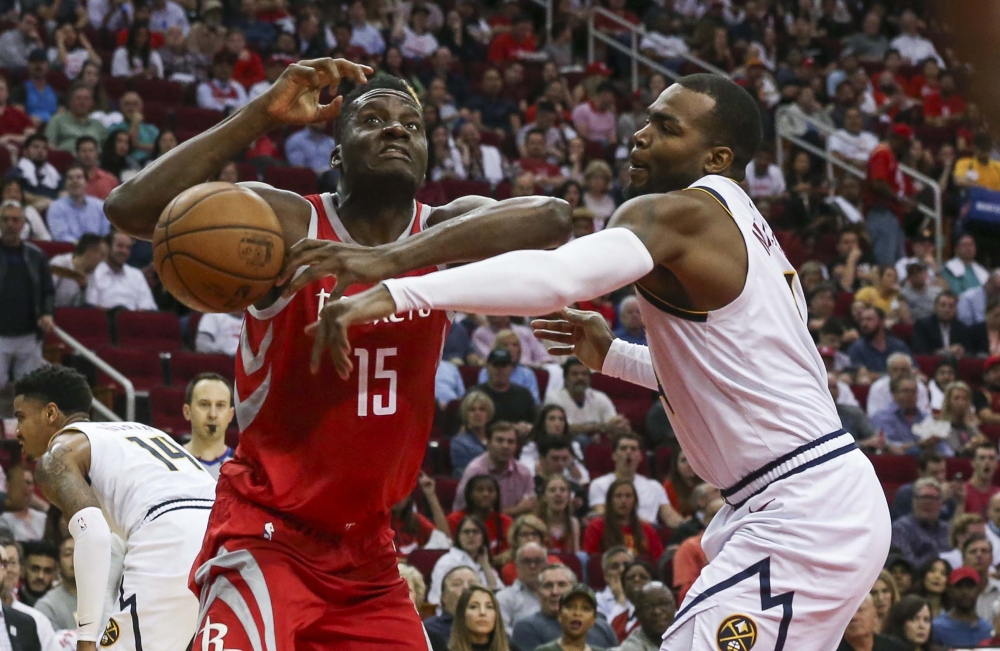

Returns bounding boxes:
[231,195,449,535]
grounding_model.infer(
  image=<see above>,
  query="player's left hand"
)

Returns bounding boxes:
[277,239,392,299]
[305,284,398,376]
[77,641,97,651]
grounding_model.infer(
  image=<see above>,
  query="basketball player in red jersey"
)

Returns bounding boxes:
[104,58,571,649]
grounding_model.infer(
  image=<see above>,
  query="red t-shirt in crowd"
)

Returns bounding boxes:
[391,512,436,557]
[0,105,32,137]
[924,93,967,121]
[908,76,940,100]
[519,157,562,182]
[965,482,1000,519]
[581,517,664,561]
[487,33,538,62]
[233,51,266,90]
[865,143,912,215]
[447,510,513,555]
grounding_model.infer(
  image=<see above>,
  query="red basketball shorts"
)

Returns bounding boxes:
[189,486,430,651]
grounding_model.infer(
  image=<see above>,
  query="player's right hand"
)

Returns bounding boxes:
[255,58,372,127]
[305,284,398,376]
[277,238,391,299]
[531,308,615,371]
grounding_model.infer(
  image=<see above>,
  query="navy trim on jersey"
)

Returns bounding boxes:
[635,283,708,323]
[146,497,215,521]
[689,184,732,216]
[728,443,857,510]
[674,556,793,650]
[119,578,143,651]
[148,504,215,523]
[721,429,847,498]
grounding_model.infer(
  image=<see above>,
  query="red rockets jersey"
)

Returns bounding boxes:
[227,194,449,534]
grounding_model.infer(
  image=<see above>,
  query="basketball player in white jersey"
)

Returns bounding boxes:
[12,365,216,651]
[307,74,891,650]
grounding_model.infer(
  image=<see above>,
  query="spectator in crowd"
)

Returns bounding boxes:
[449,474,512,555]
[391,474,451,557]
[488,15,538,63]
[346,0,385,56]
[45,85,107,154]
[393,6,438,61]
[449,585,512,651]
[926,360,958,412]
[892,451,956,522]
[147,129,178,168]
[582,160,616,229]
[197,51,248,113]
[912,292,970,357]
[496,541,546,631]
[397,563,427,615]
[11,134,61,210]
[895,230,940,286]
[18,541,56,607]
[49,233,108,307]
[743,147,787,201]
[108,92,159,166]
[421,48,466,108]
[777,86,834,140]
[844,11,889,62]
[182,372,235,478]
[532,584,602,651]
[914,381,985,457]
[535,474,580,554]
[223,28,263,91]
[829,228,875,293]
[285,124,337,176]
[827,107,879,167]
[890,477,950,569]
[0,13,41,71]
[959,269,1000,327]
[971,300,1000,357]
[882,595,934,650]
[610,561,654,642]
[595,546,633,621]
[855,265,912,328]
[16,49,57,125]
[546,357,627,441]
[0,540,56,650]
[86,230,157,311]
[111,22,164,78]
[661,450,701,521]
[0,178,47,243]
[866,353,929,417]
[0,201,53,386]
[987,495,1000,569]
[582,480,663,562]
[46,166,110,243]
[495,515,556,584]
[473,349,537,435]
[668,482,721,546]
[33,537,74,631]
[572,82,617,145]
[923,72,966,126]
[848,307,912,375]
[458,121,506,185]
[828,372,879,451]
[673,497,724,603]
[193,310,241,357]
[890,10,943,66]
[973,357,1000,426]
[865,124,914,267]
[900,262,943,323]
[424,566,481,643]
[932,569,992,648]
[913,559,951,620]
[0,463,44,541]
[455,422,536,517]
[465,69,519,138]
[101,130,140,181]
[617,582,675,651]
[953,132,1000,192]
[76,136,118,200]
[476,329,541,402]
[49,24,99,82]
[0,77,34,151]
[962,443,1000,519]
[517,130,565,192]
[451,391,495,478]
[944,235,989,297]
[149,0,190,35]
[872,376,931,456]
[159,25,207,85]
[427,516,500,607]
[613,296,646,345]
[871,570,899,634]
[589,433,673,525]
[512,564,617,650]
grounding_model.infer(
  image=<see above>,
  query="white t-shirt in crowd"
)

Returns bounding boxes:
[743,162,787,199]
[827,129,879,165]
[86,261,157,311]
[195,313,243,357]
[588,473,667,524]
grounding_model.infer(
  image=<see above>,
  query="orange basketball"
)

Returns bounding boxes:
[152,182,284,313]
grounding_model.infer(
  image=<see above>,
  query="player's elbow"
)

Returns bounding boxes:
[105,183,155,240]
[537,197,573,247]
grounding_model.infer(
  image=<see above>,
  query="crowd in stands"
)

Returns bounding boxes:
[0,0,998,649]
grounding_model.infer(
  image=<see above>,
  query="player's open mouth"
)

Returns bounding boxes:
[380,146,411,160]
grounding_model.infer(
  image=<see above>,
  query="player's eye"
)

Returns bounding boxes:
[366,117,380,124]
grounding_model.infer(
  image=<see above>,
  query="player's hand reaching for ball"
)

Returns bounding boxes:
[305,284,398,376]
[255,58,372,128]
[277,239,392,299]
[531,308,615,371]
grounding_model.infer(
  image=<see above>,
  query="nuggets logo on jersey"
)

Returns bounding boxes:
[100,618,120,647]
[716,614,757,651]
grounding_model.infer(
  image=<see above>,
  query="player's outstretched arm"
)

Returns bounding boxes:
[277,195,573,299]
[105,58,371,240]
[35,433,111,651]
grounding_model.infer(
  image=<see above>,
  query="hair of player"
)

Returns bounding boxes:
[21,540,58,563]
[675,73,762,178]
[14,365,92,415]
[602,478,649,556]
[449,585,509,651]
[537,434,571,458]
[452,515,492,565]
[335,75,420,140]
[184,372,234,406]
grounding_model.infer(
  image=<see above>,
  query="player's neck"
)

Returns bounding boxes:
[185,432,228,460]
[335,191,415,246]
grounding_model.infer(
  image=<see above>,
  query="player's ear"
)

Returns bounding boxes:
[182,404,191,421]
[331,145,343,172]
[705,146,734,176]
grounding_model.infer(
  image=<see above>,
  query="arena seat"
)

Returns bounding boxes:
[983,424,1000,446]
[850,384,870,411]
[556,552,583,583]
[583,443,613,477]
[915,355,941,379]
[590,374,656,434]
[148,386,189,438]
[425,438,452,477]
[869,454,919,484]
[96,346,164,392]
[141,101,172,129]
[440,179,491,203]
[46,149,75,174]
[458,365,481,391]
[493,181,512,200]
[834,291,856,318]
[415,181,447,206]
[132,78,185,105]
[533,367,549,401]
[891,322,913,345]
[586,553,606,590]
[103,76,128,100]
[50,307,111,350]
[116,311,182,351]
[654,446,674,480]
[946,457,973,482]
[263,166,318,195]
[169,351,236,385]
[234,162,259,182]
[434,476,458,512]
[959,357,985,387]
[407,549,448,587]
[31,241,74,258]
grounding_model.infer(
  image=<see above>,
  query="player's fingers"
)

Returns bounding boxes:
[546,345,576,356]
[559,307,598,324]
[277,242,327,285]
[330,58,371,84]
[286,63,321,88]
[329,274,357,302]
[531,329,575,344]
[530,319,574,333]
[308,320,326,374]
[315,96,344,123]
[282,268,326,298]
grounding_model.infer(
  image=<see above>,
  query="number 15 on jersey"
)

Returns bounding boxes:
[355,347,397,416]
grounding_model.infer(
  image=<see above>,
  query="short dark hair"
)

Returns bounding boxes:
[75,135,98,152]
[334,20,352,32]
[184,372,233,405]
[21,540,58,563]
[335,74,419,139]
[936,290,957,304]
[613,431,642,451]
[65,164,85,178]
[563,356,586,374]
[14,365,92,415]
[536,100,556,114]
[819,318,844,337]
[538,435,571,458]
[526,128,547,141]
[74,233,105,255]
[487,420,516,440]
[24,133,47,148]
[675,73,762,178]
[596,81,616,95]
[963,532,990,555]
[917,450,944,472]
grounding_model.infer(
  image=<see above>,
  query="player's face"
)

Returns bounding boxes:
[904,605,931,645]
[558,596,596,639]
[12,396,60,459]
[184,379,234,439]
[610,485,636,517]
[337,95,427,193]
[464,590,497,638]
[627,86,731,198]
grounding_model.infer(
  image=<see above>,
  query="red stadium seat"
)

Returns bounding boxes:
[458,365,480,391]
[584,139,609,164]
[850,384,870,411]
[45,70,69,93]
[235,162,259,182]
[869,454,919,484]
[983,424,1000,446]
[407,549,448,587]
[834,292,856,318]
[556,552,583,582]
[959,357,985,387]
[46,149,75,175]
[263,166,318,195]
[169,351,236,385]
[148,386,189,438]
[116,311,182,351]
[174,106,226,131]
[655,446,674,480]
[586,553,606,590]
[891,323,913,345]
[425,438,452,476]
[32,241,74,259]
[946,457,973,482]
[590,374,656,435]
[415,181,447,207]
[49,307,111,350]
[95,346,164,392]
[583,443,614,477]
[493,181,512,200]
[439,179,492,203]
[434,476,459,513]
[915,355,941,380]
[132,78,185,105]
[141,102,172,129]
[103,76,128,100]
[533,368,549,401]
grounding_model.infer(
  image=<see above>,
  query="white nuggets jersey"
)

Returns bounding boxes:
[63,421,216,540]
[636,175,842,491]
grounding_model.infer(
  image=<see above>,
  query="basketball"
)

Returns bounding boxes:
[152,182,284,313]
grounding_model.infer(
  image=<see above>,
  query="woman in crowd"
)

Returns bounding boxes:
[928,360,957,412]
[535,475,580,555]
[216,161,240,184]
[555,179,583,211]
[101,130,140,181]
[50,23,101,80]
[783,149,824,230]
[582,160,616,229]
[610,561,654,643]
[391,474,452,557]
[661,449,700,521]
[428,516,501,607]
[2,178,49,241]
[450,391,495,478]
[382,45,424,93]
[912,558,950,619]
[428,123,467,181]
[111,21,164,78]
[496,514,558,584]
[882,595,934,651]
[855,265,912,328]
[561,138,587,184]
[913,381,985,456]
[398,562,427,613]
[970,299,1000,357]
[807,283,838,339]
[448,585,516,651]
[519,405,587,483]
[447,475,512,556]
[79,61,118,125]
[871,569,900,633]
[582,480,663,561]
[940,513,984,569]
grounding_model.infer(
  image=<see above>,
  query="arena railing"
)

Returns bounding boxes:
[774,106,944,266]
[586,8,728,90]
[52,325,132,422]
